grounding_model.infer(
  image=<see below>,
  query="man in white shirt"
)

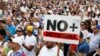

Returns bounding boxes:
[38,41,64,56]
[14,27,24,50]
[22,25,37,56]
[89,25,100,51]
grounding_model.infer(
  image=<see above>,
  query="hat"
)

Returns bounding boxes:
[12,38,21,46]
[26,25,33,32]
[16,27,22,31]
[91,25,100,29]
[96,25,100,29]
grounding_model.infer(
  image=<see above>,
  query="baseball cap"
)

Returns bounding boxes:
[91,25,100,29]
[96,25,100,29]
[26,25,33,32]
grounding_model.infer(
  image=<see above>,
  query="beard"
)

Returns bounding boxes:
[46,45,53,49]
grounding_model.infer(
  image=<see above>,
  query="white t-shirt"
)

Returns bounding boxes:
[81,30,92,39]
[38,45,64,56]
[23,35,37,56]
[14,34,25,49]
[7,50,13,56]
[89,33,100,51]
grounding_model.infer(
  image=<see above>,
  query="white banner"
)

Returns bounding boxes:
[43,15,81,44]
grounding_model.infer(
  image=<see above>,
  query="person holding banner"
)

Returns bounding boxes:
[38,41,64,56]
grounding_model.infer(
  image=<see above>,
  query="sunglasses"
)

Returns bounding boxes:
[16,30,22,32]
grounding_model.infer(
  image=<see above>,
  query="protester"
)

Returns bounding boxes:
[8,38,26,56]
[38,41,64,56]
[0,0,99,56]
[14,27,24,50]
[22,25,37,56]
[81,21,92,39]
[89,25,100,51]
[5,16,16,41]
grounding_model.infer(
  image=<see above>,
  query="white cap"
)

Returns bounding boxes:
[12,38,21,46]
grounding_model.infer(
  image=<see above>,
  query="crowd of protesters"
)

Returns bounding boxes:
[0,0,100,56]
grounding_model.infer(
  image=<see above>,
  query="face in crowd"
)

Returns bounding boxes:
[45,41,55,49]
[6,16,12,25]
[80,22,87,30]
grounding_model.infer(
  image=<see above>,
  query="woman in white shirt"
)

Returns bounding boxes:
[81,22,92,39]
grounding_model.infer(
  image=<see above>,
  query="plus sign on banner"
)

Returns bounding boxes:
[43,15,81,44]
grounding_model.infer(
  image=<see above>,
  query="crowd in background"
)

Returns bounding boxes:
[0,0,100,56]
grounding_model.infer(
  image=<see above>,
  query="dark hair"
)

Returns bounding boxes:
[94,20,98,25]
[81,21,88,29]
[85,20,93,33]
[0,29,6,38]
[81,21,87,25]
[8,38,12,43]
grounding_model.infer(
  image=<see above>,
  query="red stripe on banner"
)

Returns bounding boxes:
[43,31,79,40]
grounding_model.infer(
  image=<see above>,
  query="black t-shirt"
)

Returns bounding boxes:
[86,50,100,56]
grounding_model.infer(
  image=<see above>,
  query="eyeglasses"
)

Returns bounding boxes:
[16,30,22,32]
